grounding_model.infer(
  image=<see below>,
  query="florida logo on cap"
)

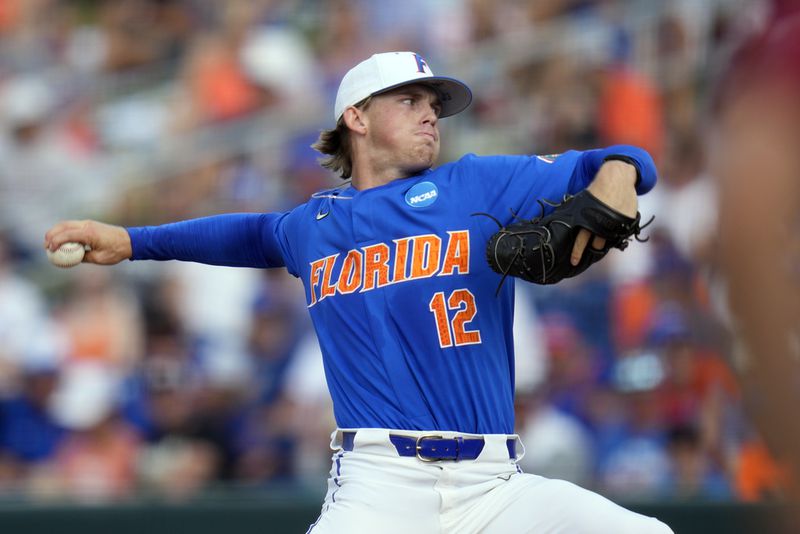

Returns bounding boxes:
[413,53,430,73]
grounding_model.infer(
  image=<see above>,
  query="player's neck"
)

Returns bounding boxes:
[350,156,429,190]
[350,161,412,190]
[351,171,402,190]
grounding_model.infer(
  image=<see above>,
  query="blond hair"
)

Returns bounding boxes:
[312,97,372,179]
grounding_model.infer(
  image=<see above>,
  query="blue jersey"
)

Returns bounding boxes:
[128,145,656,435]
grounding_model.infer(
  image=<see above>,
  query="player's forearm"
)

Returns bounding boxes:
[577,144,658,194]
[585,160,638,218]
[128,213,283,268]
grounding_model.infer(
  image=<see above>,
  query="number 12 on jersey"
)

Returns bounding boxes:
[428,289,482,348]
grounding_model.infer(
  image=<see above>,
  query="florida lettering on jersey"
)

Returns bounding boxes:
[307,230,470,307]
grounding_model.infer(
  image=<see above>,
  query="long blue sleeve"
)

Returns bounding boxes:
[573,144,658,194]
[126,212,289,268]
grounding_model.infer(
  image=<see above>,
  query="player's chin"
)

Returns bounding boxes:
[411,144,439,169]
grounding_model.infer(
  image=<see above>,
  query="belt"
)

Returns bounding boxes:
[342,431,516,462]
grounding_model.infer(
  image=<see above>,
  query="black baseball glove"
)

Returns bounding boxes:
[484,190,652,288]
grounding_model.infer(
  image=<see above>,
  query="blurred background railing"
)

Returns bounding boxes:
[2,0,794,532]
[0,498,796,534]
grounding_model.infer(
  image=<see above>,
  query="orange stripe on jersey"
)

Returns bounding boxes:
[392,237,411,283]
[337,249,363,294]
[410,234,441,279]
[320,253,340,301]
[449,289,482,345]
[440,230,470,276]
[308,258,325,306]
[362,243,391,292]
[429,291,453,348]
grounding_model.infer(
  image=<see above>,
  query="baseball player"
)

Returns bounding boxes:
[713,0,800,514]
[46,52,672,533]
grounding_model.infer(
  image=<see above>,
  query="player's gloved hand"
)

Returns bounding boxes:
[484,189,652,287]
[44,220,132,265]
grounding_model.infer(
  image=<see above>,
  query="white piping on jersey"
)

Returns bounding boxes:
[312,188,352,221]
[311,184,354,201]
[311,193,354,200]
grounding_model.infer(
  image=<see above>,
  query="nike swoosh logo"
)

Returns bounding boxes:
[316,210,329,221]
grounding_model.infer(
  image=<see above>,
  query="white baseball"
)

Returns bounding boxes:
[47,242,86,268]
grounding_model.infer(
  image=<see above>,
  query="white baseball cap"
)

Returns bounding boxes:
[334,51,472,123]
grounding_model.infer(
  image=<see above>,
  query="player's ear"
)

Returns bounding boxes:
[343,106,368,135]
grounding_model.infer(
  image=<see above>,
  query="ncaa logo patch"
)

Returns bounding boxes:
[405,181,439,208]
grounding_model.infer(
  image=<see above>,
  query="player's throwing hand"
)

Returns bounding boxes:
[44,220,132,266]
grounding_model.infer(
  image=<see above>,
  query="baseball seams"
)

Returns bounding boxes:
[47,242,87,268]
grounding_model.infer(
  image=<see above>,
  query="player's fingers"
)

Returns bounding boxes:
[592,235,606,250]
[82,249,102,265]
[45,230,85,252]
[44,220,77,245]
[44,220,91,251]
[571,229,591,266]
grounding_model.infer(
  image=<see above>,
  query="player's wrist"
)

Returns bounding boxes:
[599,158,638,186]
[116,225,133,261]
[602,154,642,188]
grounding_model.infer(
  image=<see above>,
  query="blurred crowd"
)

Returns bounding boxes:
[0,0,792,505]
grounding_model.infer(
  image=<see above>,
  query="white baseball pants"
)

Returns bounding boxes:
[306,428,673,534]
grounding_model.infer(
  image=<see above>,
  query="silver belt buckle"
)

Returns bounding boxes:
[415,434,445,462]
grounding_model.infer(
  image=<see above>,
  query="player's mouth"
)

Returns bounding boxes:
[417,131,438,142]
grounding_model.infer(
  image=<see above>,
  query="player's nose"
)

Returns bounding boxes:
[421,103,438,126]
